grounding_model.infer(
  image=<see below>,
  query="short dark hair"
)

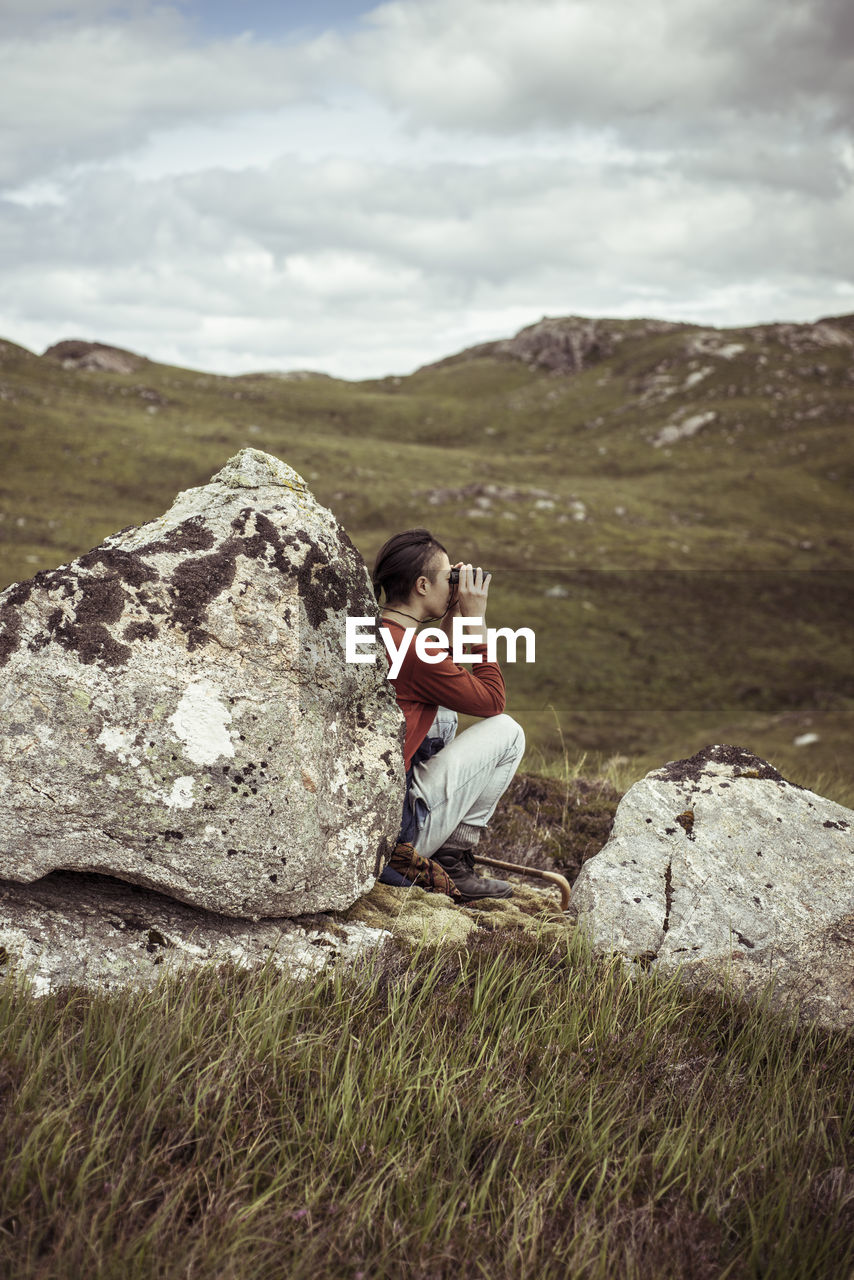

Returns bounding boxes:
[372,528,449,604]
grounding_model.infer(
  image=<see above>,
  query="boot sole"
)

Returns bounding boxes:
[458,888,514,901]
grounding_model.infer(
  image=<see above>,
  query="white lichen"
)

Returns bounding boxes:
[166,776,196,809]
[97,724,140,765]
[168,681,235,765]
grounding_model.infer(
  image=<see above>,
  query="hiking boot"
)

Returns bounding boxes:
[432,848,513,900]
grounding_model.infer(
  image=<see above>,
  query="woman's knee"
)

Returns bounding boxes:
[492,713,525,757]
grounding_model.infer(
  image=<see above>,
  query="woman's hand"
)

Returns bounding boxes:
[454,563,490,622]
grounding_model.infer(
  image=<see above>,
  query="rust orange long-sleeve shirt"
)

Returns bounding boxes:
[381,618,506,769]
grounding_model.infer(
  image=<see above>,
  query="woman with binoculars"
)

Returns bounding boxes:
[371,527,525,901]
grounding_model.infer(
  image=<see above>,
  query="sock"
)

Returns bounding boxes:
[440,820,482,851]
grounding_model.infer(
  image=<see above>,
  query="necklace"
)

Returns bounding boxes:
[381,607,425,624]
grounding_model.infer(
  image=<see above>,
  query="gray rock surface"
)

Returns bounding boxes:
[0,871,390,996]
[0,449,404,919]
[497,316,613,373]
[0,869,569,996]
[419,316,686,376]
[571,744,854,1028]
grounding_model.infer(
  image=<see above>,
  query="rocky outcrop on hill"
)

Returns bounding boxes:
[571,745,854,1028]
[42,339,144,373]
[0,449,404,919]
[496,317,616,374]
[754,320,854,353]
[419,316,689,376]
[416,481,590,522]
[502,316,692,374]
[418,312,854,385]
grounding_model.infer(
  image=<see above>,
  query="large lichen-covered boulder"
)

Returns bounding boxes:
[571,745,854,1028]
[0,449,404,919]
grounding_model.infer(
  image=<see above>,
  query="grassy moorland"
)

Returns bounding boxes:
[1,318,853,1278]
[0,315,852,800]
[2,936,853,1280]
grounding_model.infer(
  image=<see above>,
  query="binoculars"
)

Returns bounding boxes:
[448,567,490,585]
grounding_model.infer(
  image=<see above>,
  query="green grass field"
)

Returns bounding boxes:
[2,935,852,1279]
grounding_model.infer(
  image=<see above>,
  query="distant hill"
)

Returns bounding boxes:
[1,313,852,794]
[1,310,850,577]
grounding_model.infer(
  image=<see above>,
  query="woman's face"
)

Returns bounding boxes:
[421,550,454,618]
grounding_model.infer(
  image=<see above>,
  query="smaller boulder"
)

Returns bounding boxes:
[571,745,854,1028]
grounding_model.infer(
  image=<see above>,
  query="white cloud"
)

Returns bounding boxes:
[5,0,852,192]
[0,9,322,188]
[0,0,123,32]
[351,0,854,136]
[0,0,851,376]
[2,149,851,377]
[283,249,421,297]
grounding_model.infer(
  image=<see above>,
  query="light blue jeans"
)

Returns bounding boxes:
[408,707,525,858]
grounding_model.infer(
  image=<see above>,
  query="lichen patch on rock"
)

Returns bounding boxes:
[168,680,235,766]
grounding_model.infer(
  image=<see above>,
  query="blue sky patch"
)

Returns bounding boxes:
[180,0,375,40]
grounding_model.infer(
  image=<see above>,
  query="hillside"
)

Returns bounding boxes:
[0,315,852,795]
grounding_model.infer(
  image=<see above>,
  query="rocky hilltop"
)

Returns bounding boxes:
[417,312,854,377]
[42,339,145,374]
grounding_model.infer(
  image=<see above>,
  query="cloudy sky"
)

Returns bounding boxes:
[2,0,853,378]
